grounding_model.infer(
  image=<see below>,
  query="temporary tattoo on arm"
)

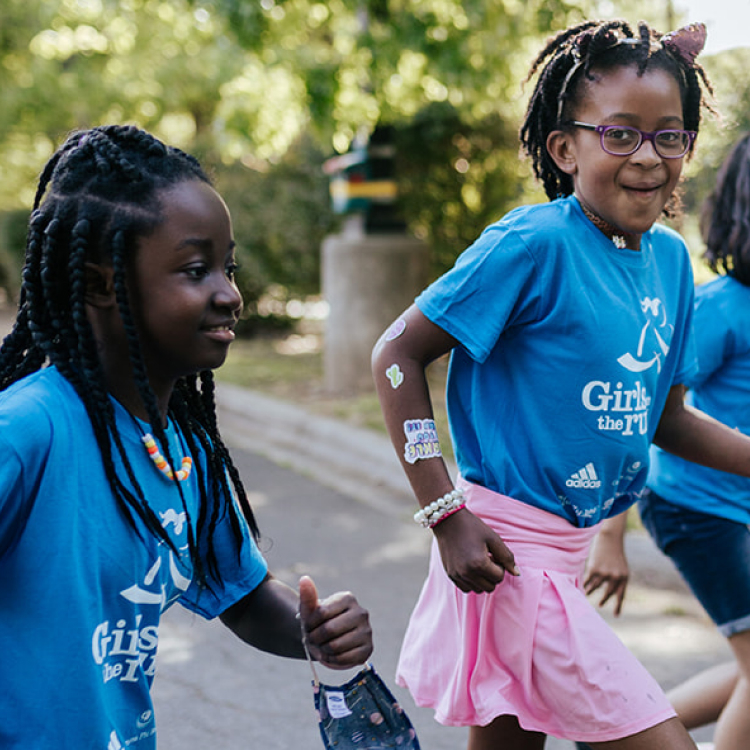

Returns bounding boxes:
[403,418,442,464]
[386,364,404,389]
[385,318,406,342]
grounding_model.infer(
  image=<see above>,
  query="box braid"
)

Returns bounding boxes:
[0,125,259,589]
[701,133,750,286]
[520,19,714,201]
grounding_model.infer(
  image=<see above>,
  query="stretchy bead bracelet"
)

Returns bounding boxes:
[414,488,466,528]
[428,503,466,528]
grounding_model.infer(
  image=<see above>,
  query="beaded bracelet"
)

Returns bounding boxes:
[413,488,465,528]
[428,503,466,529]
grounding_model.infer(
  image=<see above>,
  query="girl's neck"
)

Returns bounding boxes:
[576,196,641,251]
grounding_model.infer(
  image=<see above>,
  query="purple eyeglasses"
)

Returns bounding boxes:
[567,121,697,159]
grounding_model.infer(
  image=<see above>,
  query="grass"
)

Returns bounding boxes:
[217,325,452,453]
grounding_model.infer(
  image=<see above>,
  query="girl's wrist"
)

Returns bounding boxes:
[414,488,466,528]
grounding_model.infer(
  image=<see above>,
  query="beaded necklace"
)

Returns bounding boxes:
[141,433,193,481]
[133,416,193,482]
[579,201,633,250]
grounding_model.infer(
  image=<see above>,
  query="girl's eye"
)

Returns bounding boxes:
[604,127,638,144]
[226,262,239,281]
[184,265,209,280]
[656,131,680,144]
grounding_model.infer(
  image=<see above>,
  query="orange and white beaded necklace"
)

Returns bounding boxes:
[140,432,193,481]
[131,412,192,482]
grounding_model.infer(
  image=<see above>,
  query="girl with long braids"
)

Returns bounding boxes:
[0,125,372,748]
[373,18,749,750]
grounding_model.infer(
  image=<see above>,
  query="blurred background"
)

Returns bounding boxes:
[0,0,746,329]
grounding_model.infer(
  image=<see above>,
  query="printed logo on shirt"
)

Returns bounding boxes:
[108,718,156,748]
[119,551,191,608]
[90,517,193,698]
[617,297,671,374]
[581,295,671,439]
[565,463,601,489]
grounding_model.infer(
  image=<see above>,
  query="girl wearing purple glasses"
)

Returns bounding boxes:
[372,18,746,750]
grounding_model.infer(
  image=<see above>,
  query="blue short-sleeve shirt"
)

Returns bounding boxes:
[417,195,697,527]
[649,274,750,523]
[0,367,268,748]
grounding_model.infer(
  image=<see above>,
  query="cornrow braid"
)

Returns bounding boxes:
[520,19,715,200]
[0,125,259,591]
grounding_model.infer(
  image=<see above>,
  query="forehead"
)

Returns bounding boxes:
[575,65,684,123]
[155,179,230,229]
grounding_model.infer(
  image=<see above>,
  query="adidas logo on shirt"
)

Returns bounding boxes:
[565,462,602,489]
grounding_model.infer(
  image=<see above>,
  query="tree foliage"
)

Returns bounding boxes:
[1,0,749,307]
[204,0,581,152]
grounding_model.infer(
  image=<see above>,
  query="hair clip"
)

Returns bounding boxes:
[661,22,707,65]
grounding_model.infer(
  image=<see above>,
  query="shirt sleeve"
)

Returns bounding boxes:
[178,494,269,620]
[0,402,53,557]
[416,219,543,363]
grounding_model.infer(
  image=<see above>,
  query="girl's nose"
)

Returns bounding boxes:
[214,275,243,313]
[630,137,662,166]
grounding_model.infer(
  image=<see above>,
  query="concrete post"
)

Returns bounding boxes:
[322,230,429,394]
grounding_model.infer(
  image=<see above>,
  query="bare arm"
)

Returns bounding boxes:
[655,384,750,475]
[583,510,629,615]
[219,574,372,669]
[372,304,518,593]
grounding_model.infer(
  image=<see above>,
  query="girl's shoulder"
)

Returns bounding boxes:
[475,197,578,256]
[648,220,688,245]
[696,274,750,319]
[0,368,80,437]
[493,196,573,229]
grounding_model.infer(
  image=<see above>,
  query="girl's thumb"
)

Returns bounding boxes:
[298,575,319,619]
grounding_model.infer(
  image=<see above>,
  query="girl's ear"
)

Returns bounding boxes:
[546,130,578,175]
[84,263,116,308]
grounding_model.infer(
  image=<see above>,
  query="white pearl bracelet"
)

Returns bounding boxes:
[414,488,466,528]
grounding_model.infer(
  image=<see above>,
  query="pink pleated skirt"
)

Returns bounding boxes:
[396,479,675,743]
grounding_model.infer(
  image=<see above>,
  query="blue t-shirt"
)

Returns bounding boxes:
[648,274,750,523]
[0,367,268,749]
[417,195,697,527]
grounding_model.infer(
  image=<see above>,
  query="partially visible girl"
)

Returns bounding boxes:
[587,133,750,750]
[0,125,372,749]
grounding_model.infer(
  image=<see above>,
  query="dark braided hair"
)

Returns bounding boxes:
[701,134,750,286]
[0,125,259,588]
[520,19,714,201]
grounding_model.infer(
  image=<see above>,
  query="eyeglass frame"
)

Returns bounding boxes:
[565,121,697,159]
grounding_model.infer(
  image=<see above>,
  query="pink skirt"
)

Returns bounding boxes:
[396,480,675,743]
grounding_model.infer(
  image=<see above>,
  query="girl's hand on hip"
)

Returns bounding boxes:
[433,508,519,593]
[299,576,374,669]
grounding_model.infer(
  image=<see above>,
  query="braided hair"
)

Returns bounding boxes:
[0,125,259,588]
[520,19,714,201]
[701,134,750,286]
